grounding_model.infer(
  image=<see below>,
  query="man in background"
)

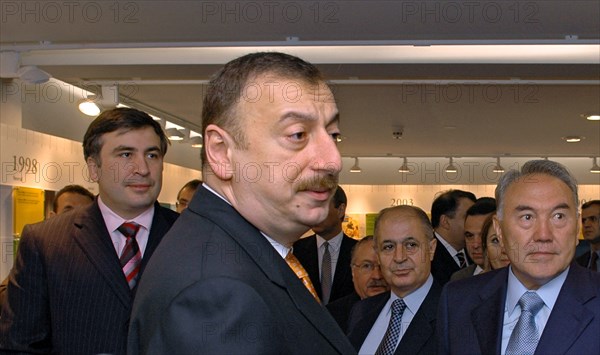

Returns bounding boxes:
[576,200,600,271]
[175,179,202,213]
[430,189,476,285]
[327,235,389,332]
[294,186,357,304]
[0,184,95,306]
[438,160,600,355]
[0,108,178,355]
[347,205,441,355]
[451,197,496,280]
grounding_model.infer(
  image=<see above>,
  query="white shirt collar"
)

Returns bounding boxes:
[389,274,434,315]
[506,265,569,316]
[435,231,460,256]
[316,231,343,251]
[97,196,154,232]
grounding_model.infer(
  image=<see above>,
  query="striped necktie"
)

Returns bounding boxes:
[321,241,332,304]
[286,251,321,303]
[118,222,142,290]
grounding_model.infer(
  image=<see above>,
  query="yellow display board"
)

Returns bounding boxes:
[13,187,45,237]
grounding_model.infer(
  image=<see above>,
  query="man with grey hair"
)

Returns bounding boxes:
[438,160,600,355]
[347,205,442,355]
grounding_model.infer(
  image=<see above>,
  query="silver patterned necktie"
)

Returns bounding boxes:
[375,299,407,355]
[321,241,332,304]
[505,291,545,355]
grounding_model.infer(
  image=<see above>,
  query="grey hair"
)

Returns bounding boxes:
[495,160,579,220]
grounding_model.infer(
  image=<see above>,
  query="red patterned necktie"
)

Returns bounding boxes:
[118,222,142,289]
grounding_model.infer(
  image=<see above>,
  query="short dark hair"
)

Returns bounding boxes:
[466,197,497,217]
[83,107,169,164]
[430,190,477,228]
[177,179,203,200]
[375,205,434,242]
[333,186,347,208]
[53,184,95,212]
[351,235,374,264]
[495,160,578,220]
[582,200,600,210]
[201,52,327,167]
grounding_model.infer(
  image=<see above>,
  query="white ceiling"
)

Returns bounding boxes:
[1,0,599,184]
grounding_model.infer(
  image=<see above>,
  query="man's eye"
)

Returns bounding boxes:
[330,132,341,142]
[119,152,131,158]
[290,132,306,141]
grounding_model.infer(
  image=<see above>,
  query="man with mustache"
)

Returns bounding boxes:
[294,186,357,305]
[576,200,600,271]
[438,160,600,355]
[327,235,389,332]
[0,108,178,354]
[128,52,355,354]
[347,205,441,355]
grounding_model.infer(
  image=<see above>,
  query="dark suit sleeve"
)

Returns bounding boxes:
[132,277,287,355]
[0,224,52,353]
[436,286,451,355]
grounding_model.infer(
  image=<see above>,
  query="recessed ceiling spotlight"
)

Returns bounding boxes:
[562,136,584,143]
[585,114,600,121]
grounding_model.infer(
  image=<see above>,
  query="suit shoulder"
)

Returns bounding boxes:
[156,205,179,224]
[446,268,504,293]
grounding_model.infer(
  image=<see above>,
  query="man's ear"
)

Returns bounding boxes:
[440,214,451,230]
[428,237,437,261]
[204,124,235,180]
[87,157,99,182]
[336,202,347,221]
[493,215,504,247]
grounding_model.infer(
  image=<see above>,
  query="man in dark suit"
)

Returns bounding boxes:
[327,235,389,332]
[0,108,178,355]
[128,52,355,354]
[430,189,476,285]
[438,160,600,355]
[450,197,496,281]
[294,186,357,304]
[347,205,441,355]
[576,200,600,271]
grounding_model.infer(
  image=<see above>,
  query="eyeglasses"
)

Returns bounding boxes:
[352,262,380,274]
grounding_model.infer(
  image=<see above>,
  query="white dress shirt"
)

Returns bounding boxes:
[316,232,343,282]
[98,196,154,257]
[359,274,434,355]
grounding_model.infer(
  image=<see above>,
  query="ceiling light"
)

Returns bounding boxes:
[189,136,203,148]
[492,157,505,173]
[398,157,410,173]
[563,136,583,143]
[591,157,600,173]
[585,114,600,121]
[78,99,100,116]
[16,65,51,84]
[350,157,362,173]
[445,157,457,173]
[166,128,184,141]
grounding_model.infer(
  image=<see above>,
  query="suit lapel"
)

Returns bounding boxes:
[397,282,442,355]
[139,203,171,272]
[471,269,508,355]
[196,189,353,354]
[535,265,596,354]
[331,235,353,300]
[303,235,323,297]
[348,292,390,350]
[72,201,132,308]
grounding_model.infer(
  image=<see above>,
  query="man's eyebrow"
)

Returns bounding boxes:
[514,203,571,212]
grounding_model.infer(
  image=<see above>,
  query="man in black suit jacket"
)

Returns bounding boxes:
[327,235,389,332]
[347,205,440,355]
[294,186,357,304]
[430,189,476,285]
[128,52,355,354]
[576,200,600,271]
[0,108,178,355]
[438,160,600,355]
